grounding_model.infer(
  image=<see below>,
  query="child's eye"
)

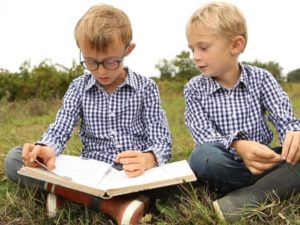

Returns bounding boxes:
[198,43,210,51]
[105,60,116,65]
[200,46,209,51]
[188,47,194,53]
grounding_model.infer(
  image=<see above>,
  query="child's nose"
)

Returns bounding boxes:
[95,64,107,73]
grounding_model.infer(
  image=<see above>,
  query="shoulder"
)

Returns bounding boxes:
[71,72,92,85]
[68,72,94,90]
[128,69,158,92]
[242,64,276,84]
[62,73,95,100]
[184,74,207,96]
[241,64,283,96]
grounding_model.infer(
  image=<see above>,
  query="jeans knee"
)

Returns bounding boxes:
[188,143,225,178]
[5,146,23,182]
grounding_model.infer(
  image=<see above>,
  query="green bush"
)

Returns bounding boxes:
[0,60,83,101]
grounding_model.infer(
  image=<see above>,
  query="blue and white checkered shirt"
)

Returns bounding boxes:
[184,64,300,159]
[38,68,172,165]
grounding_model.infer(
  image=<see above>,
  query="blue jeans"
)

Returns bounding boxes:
[188,142,281,194]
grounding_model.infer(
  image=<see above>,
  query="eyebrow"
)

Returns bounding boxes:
[83,55,122,61]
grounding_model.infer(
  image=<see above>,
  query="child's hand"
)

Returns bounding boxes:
[233,140,282,175]
[22,143,56,170]
[115,150,156,177]
[282,131,300,165]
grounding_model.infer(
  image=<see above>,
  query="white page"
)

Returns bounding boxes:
[52,155,111,187]
[100,160,193,190]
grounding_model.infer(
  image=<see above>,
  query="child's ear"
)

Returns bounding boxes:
[230,35,246,55]
[125,43,136,56]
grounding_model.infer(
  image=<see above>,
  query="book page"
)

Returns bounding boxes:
[52,155,112,187]
[99,160,195,190]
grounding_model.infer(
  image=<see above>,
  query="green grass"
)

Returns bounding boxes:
[1,82,300,224]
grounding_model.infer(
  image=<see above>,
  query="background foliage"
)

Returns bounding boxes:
[1,52,299,102]
[0,59,83,101]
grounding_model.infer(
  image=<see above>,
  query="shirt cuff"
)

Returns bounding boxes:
[35,140,60,155]
[144,145,169,166]
[226,130,249,148]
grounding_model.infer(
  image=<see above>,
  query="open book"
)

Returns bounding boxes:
[18,155,196,198]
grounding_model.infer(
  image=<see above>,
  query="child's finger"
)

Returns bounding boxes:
[282,132,294,160]
[254,147,281,162]
[117,150,141,158]
[22,143,34,164]
[45,155,56,170]
[28,145,42,163]
[285,136,300,164]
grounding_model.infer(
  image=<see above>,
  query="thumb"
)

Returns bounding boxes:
[46,156,56,170]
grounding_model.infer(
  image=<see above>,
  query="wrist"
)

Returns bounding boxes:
[143,152,157,170]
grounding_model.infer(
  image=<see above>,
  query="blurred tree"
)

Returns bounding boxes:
[287,68,300,82]
[156,50,198,81]
[0,59,84,101]
[155,59,175,80]
[19,60,31,78]
[173,51,199,81]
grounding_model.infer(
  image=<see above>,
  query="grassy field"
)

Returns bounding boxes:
[0,81,299,225]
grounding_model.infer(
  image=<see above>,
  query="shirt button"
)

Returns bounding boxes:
[109,111,115,117]
[110,130,117,136]
[115,144,122,148]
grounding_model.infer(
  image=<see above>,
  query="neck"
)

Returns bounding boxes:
[215,64,241,89]
[105,69,127,95]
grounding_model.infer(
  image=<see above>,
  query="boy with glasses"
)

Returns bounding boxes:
[184,1,300,223]
[5,4,172,225]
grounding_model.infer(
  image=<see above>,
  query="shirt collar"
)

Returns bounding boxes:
[85,72,97,91]
[84,67,138,92]
[206,64,249,95]
[239,64,249,88]
[121,67,138,91]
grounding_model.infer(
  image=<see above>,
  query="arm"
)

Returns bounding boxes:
[115,81,172,177]
[22,79,83,168]
[184,81,241,149]
[38,80,82,155]
[142,81,172,165]
[260,72,300,165]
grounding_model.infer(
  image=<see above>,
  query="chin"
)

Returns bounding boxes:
[201,72,212,77]
[97,77,111,84]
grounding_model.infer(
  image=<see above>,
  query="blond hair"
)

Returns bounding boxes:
[74,4,132,52]
[186,1,247,46]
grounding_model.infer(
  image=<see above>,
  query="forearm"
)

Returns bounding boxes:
[39,119,74,154]
[39,84,81,154]
[189,125,246,149]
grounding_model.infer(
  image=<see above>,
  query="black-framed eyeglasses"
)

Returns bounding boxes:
[79,46,128,71]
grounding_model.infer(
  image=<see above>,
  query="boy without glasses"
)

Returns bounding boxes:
[184,1,300,222]
[5,4,172,225]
